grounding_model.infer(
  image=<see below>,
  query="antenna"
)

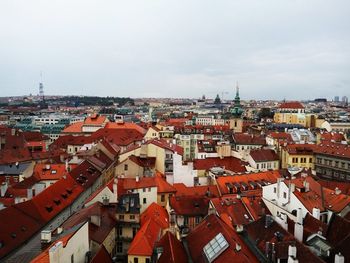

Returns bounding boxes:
[39,72,44,100]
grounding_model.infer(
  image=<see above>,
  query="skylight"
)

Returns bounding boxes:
[203,232,229,263]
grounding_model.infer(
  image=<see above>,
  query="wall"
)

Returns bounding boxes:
[49,221,89,263]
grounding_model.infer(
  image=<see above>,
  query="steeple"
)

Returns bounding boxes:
[230,82,243,118]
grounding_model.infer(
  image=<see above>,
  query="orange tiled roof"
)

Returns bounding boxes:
[128,218,162,256]
[278,101,304,109]
[105,122,146,134]
[141,202,169,229]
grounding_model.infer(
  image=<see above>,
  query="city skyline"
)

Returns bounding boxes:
[1,0,349,99]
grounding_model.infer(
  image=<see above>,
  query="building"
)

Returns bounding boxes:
[229,84,244,133]
[314,143,350,181]
[280,144,316,170]
[247,149,280,171]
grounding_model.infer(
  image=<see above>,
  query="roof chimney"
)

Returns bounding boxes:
[334,253,345,263]
[136,176,139,182]
[90,215,101,227]
[312,207,320,220]
[0,182,8,197]
[335,187,341,195]
[288,245,297,258]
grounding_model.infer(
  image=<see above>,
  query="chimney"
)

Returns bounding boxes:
[288,244,297,258]
[235,243,241,252]
[236,225,244,233]
[45,164,50,170]
[113,178,118,199]
[334,253,345,263]
[0,182,8,197]
[27,188,33,200]
[65,159,69,172]
[303,181,310,192]
[90,215,101,227]
[312,207,320,220]
[335,187,341,195]
[41,230,52,244]
[102,197,110,206]
[294,208,304,242]
[290,183,295,193]
[136,176,139,182]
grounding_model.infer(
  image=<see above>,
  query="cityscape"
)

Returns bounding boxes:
[1,1,350,263]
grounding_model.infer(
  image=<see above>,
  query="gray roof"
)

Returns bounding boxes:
[0,162,31,176]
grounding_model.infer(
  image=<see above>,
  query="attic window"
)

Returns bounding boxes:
[66,188,73,194]
[54,198,61,205]
[21,226,26,232]
[0,241,3,248]
[61,193,68,199]
[203,233,229,263]
[45,205,53,212]
[51,170,57,174]
[11,233,16,239]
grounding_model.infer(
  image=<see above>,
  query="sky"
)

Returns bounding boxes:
[0,0,349,100]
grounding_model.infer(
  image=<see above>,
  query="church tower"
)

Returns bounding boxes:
[229,82,243,132]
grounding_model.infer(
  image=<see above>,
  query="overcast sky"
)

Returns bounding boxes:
[1,0,349,100]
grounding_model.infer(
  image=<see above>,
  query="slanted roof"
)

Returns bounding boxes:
[156,231,187,263]
[186,214,258,263]
[141,202,169,229]
[193,157,247,173]
[278,101,305,109]
[170,195,209,217]
[128,219,162,256]
[249,149,279,162]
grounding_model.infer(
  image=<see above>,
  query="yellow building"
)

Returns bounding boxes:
[273,101,316,128]
[281,144,316,169]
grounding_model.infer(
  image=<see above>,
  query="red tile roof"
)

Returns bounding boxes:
[61,122,84,134]
[15,175,83,223]
[288,176,350,214]
[62,202,116,244]
[33,163,72,181]
[105,122,146,134]
[173,183,220,198]
[186,214,259,263]
[155,174,177,193]
[84,114,107,125]
[128,218,162,256]
[216,170,281,195]
[278,101,305,109]
[245,215,323,263]
[141,202,169,229]
[92,128,144,146]
[314,143,350,159]
[170,195,209,216]
[283,143,316,155]
[319,132,345,143]
[90,245,113,263]
[233,133,266,145]
[193,157,247,173]
[156,231,187,263]
[267,132,292,141]
[128,155,156,168]
[249,149,279,162]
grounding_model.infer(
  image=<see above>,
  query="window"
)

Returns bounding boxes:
[130,215,135,220]
[119,215,124,220]
[148,187,151,192]
[117,242,123,253]
[161,194,165,202]
[117,226,122,236]
[143,198,147,204]
[146,258,150,263]
[195,216,201,224]
[273,187,277,193]
[203,233,229,263]
[71,254,74,263]
[309,158,312,163]
[134,258,138,263]
[184,217,189,226]
[124,164,128,171]
[133,227,137,237]
[283,192,287,199]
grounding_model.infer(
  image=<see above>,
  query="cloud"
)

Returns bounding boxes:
[0,0,349,100]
